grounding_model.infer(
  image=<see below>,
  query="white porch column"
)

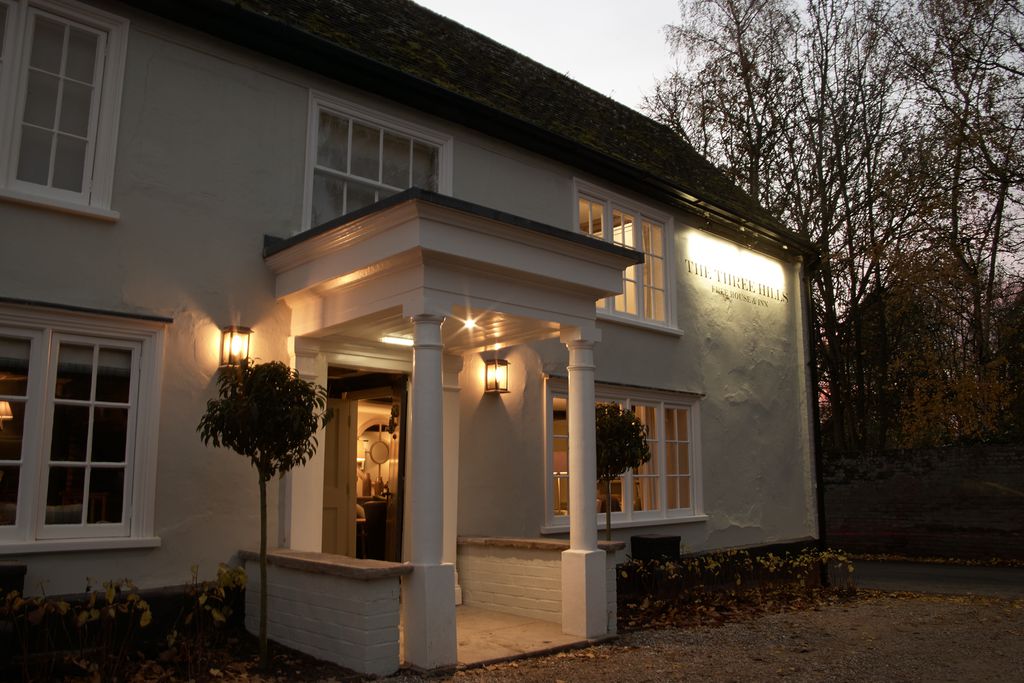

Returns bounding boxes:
[280,344,327,551]
[442,354,463,604]
[560,327,607,639]
[402,314,457,669]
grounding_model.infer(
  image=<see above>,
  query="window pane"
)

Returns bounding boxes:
[65,27,98,83]
[96,348,131,403]
[552,396,569,516]
[52,133,86,192]
[17,124,54,185]
[673,476,691,509]
[0,399,26,461]
[644,221,664,258]
[0,466,18,526]
[24,69,59,128]
[666,478,679,509]
[316,111,348,172]
[346,179,377,213]
[91,407,127,462]
[0,337,31,396]
[30,16,65,74]
[311,169,346,226]
[598,477,622,512]
[612,210,634,248]
[50,404,90,461]
[87,468,123,523]
[634,476,658,511]
[674,409,688,441]
[59,80,93,136]
[382,132,410,187]
[616,278,638,315]
[411,141,437,190]
[350,122,380,180]
[579,198,603,239]
[46,466,85,524]
[646,289,665,322]
[56,344,93,399]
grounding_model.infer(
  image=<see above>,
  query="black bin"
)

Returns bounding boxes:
[0,562,27,595]
[631,534,680,562]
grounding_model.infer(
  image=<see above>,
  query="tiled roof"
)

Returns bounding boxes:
[145,0,803,246]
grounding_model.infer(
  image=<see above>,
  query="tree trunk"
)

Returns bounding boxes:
[259,475,269,670]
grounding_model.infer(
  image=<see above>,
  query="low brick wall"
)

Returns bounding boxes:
[457,537,624,635]
[240,549,411,677]
[823,445,1024,559]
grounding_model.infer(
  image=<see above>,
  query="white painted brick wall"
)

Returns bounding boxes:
[457,543,622,634]
[244,560,402,677]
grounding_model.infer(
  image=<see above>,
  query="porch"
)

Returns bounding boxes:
[262,188,642,672]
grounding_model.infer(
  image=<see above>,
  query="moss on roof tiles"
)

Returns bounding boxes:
[225,0,784,232]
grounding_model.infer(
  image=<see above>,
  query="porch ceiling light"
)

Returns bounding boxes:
[220,326,252,367]
[484,358,509,394]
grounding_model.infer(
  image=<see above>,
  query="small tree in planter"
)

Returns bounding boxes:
[595,402,651,541]
[197,360,328,669]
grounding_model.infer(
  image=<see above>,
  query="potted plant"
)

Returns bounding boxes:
[197,359,329,668]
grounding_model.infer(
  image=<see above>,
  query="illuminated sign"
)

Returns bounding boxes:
[684,232,788,307]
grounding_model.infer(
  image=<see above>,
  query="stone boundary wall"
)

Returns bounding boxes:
[823,445,1024,559]
[457,537,624,635]
[240,549,410,677]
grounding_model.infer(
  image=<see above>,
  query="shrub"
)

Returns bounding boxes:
[617,546,855,629]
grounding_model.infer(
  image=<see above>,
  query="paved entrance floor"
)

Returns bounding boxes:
[455,606,587,666]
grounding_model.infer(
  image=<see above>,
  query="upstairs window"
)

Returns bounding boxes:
[0,0,128,213]
[576,183,671,325]
[305,93,452,229]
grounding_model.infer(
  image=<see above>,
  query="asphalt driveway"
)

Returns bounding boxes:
[853,561,1024,598]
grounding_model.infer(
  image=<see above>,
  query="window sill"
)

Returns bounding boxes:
[0,188,120,222]
[540,514,707,535]
[0,536,161,555]
[597,313,684,337]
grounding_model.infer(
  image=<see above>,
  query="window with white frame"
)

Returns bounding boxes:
[546,378,701,528]
[576,183,670,325]
[0,0,128,213]
[305,93,452,229]
[0,308,163,548]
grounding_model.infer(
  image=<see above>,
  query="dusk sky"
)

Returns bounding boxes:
[413,1,682,112]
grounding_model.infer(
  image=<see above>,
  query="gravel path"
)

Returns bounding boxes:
[391,592,1024,682]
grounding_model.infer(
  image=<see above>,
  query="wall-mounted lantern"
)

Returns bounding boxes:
[220,326,252,367]
[484,358,509,394]
[0,401,12,430]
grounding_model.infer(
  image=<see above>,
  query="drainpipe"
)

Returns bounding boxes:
[802,254,828,585]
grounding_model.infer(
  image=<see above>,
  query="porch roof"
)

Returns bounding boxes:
[263,189,642,352]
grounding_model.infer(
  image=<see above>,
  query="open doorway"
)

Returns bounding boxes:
[322,369,407,561]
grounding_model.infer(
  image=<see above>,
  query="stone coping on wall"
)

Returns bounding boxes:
[238,549,412,580]
[458,536,626,552]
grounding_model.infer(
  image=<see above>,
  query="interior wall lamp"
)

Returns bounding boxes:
[220,326,252,367]
[484,358,509,394]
